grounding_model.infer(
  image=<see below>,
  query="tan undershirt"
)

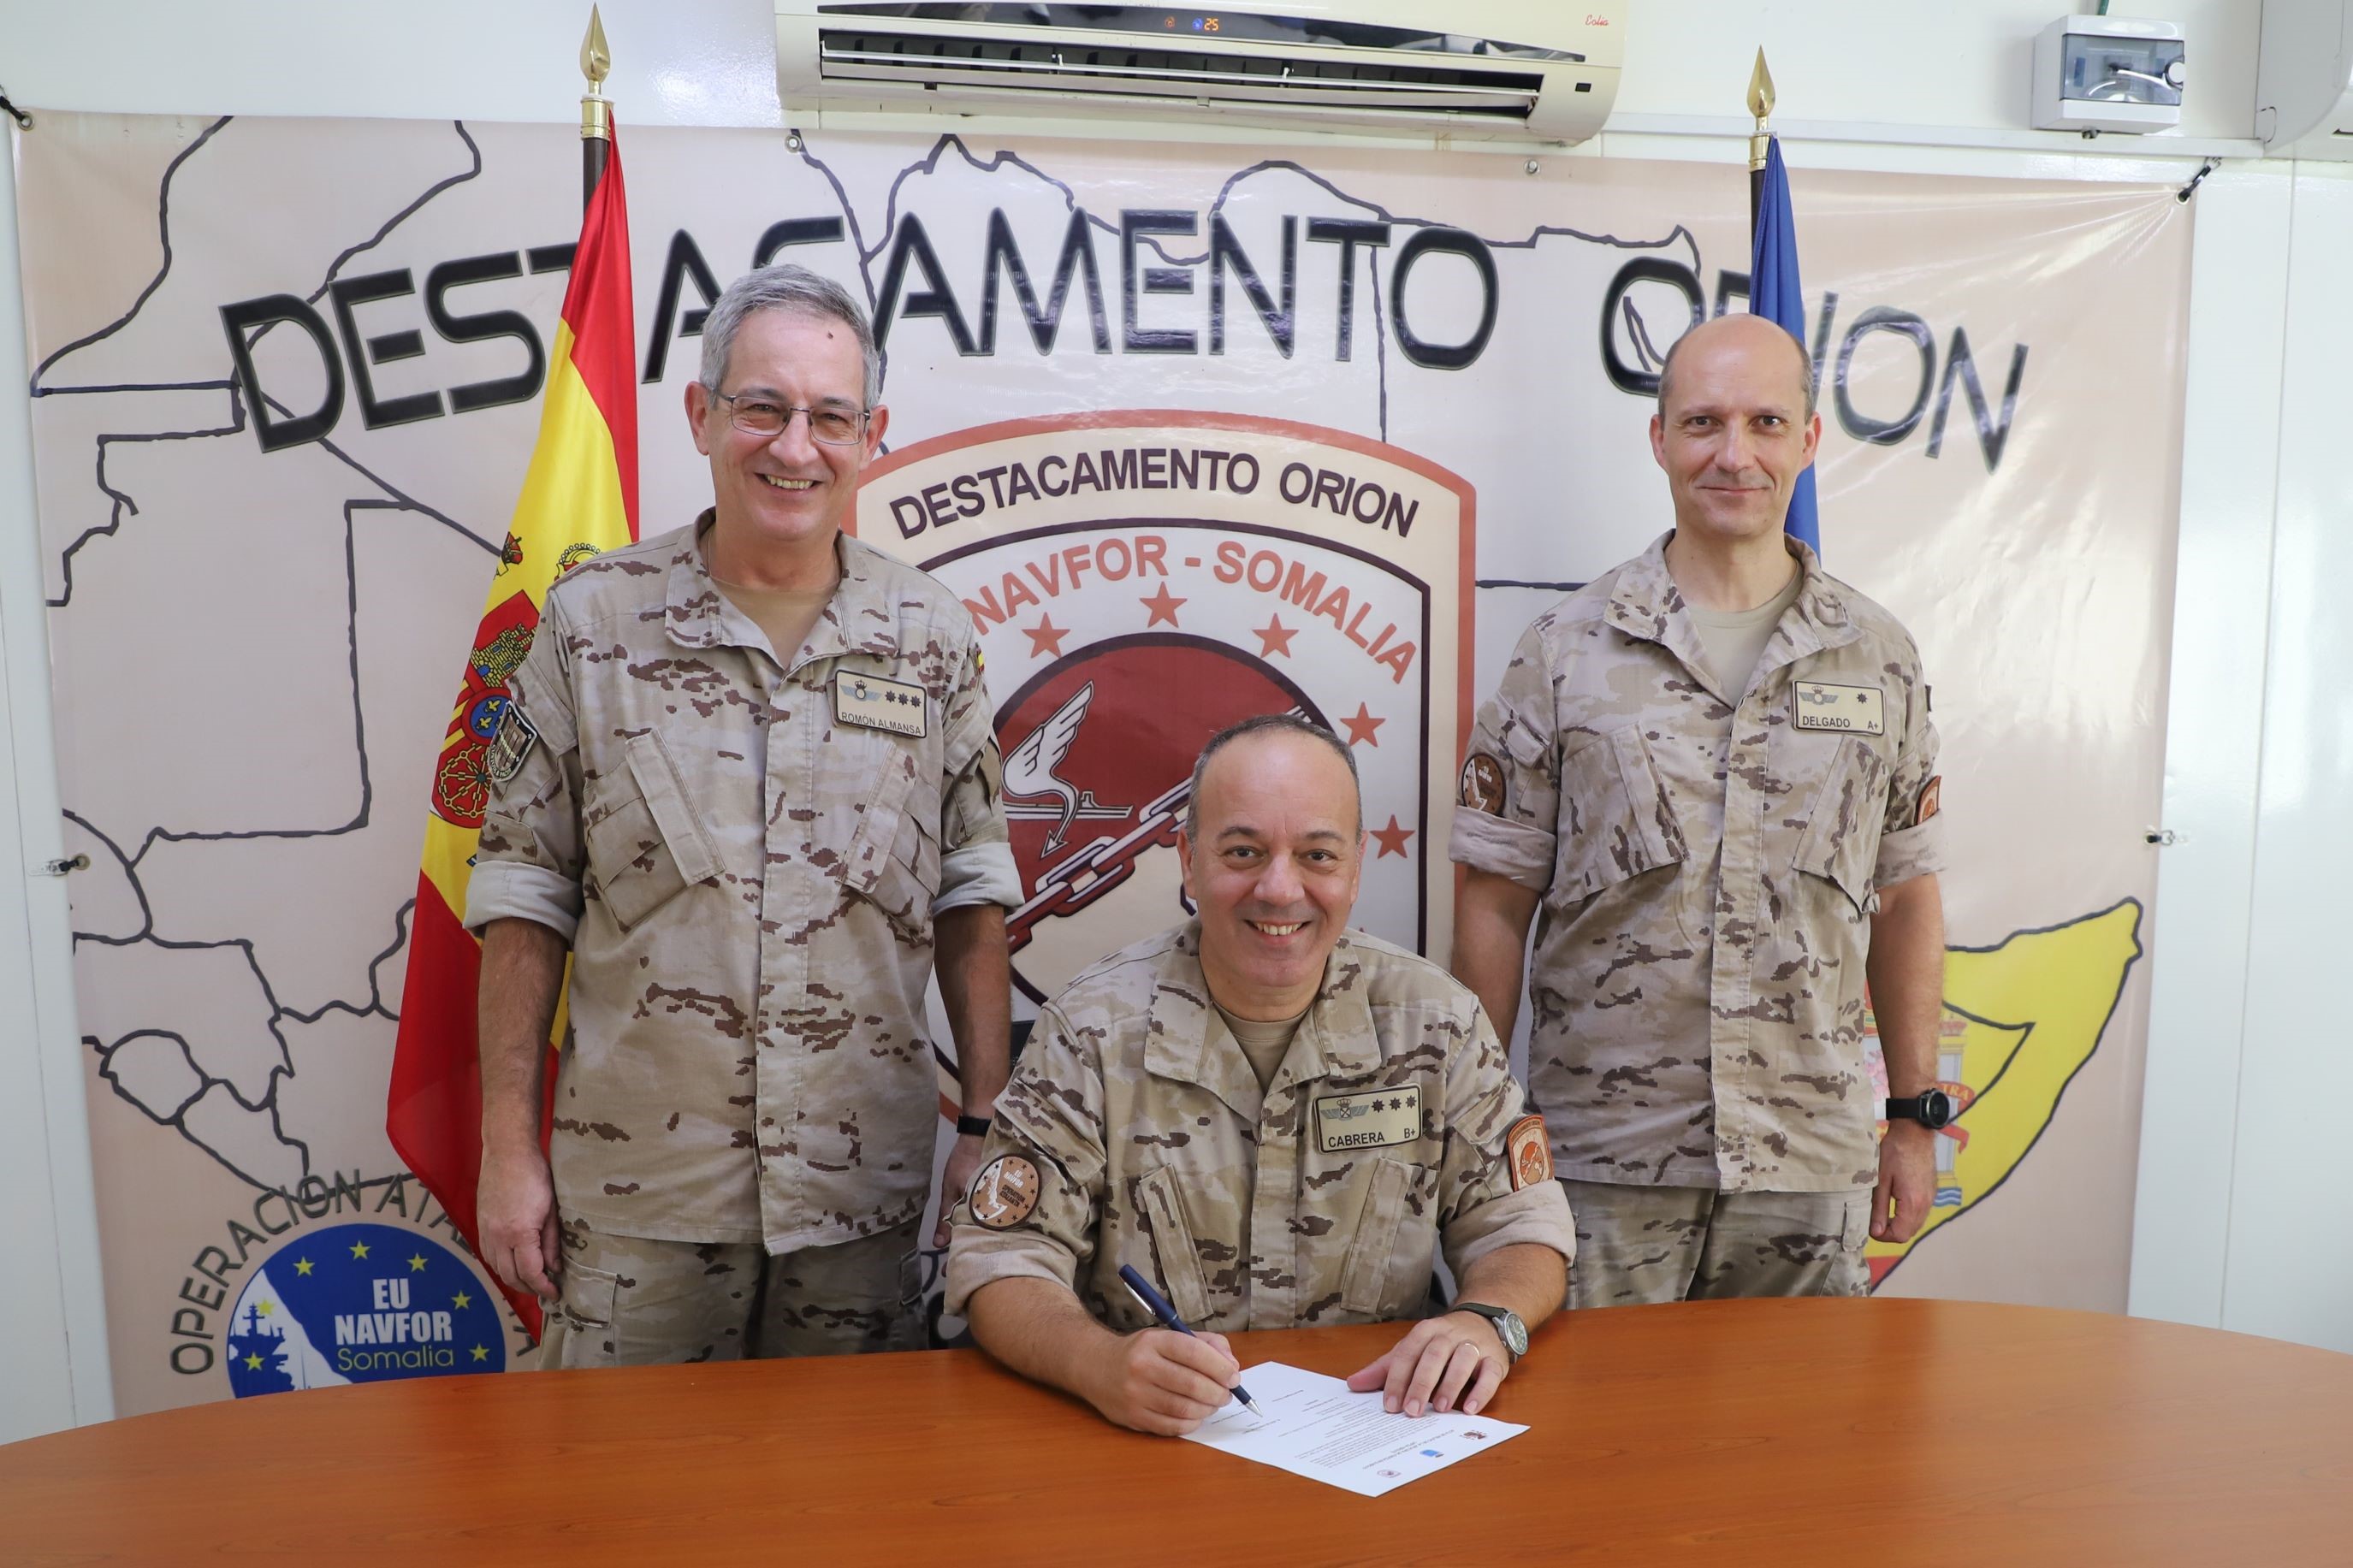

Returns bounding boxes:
[1687,564,1805,698]
[713,574,836,669]
[1216,1005,1309,1092]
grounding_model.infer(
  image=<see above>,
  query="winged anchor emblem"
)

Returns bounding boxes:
[1000,681,1134,854]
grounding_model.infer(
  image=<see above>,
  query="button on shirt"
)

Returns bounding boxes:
[466,516,1020,1251]
[1449,535,1946,1193]
[943,923,1575,1331]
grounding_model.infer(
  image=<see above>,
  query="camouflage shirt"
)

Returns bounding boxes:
[1449,535,1945,1193]
[466,516,1019,1251]
[943,923,1574,1331]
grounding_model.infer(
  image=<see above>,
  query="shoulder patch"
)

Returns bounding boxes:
[1504,1113,1552,1192]
[485,698,542,787]
[1459,752,1505,814]
[968,1154,1041,1229]
[1916,775,1941,824]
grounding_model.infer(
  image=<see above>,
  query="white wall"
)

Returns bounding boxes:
[0,0,2339,1434]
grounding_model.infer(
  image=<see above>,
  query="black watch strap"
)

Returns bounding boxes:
[956,1114,993,1138]
[1885,1090,1954,1129]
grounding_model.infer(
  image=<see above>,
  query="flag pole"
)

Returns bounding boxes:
[1746,49,1775,235]
[581,5,612,213]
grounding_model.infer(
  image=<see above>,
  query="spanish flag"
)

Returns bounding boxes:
[388,127,637,1337]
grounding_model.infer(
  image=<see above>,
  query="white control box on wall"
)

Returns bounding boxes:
[2032,15,2185,133]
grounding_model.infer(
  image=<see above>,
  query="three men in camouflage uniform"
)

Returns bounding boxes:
[1450,314,1949,1307]
[467,265,1019,1365]
[948,716,1574,1435]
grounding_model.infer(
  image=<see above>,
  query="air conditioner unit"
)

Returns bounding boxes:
[2257,0,2353,157]
[775,3,1624,146]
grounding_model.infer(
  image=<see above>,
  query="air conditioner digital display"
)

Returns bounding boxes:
[814,3,1579,62]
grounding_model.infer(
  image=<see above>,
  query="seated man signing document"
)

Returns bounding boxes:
[945,715,1575,1435]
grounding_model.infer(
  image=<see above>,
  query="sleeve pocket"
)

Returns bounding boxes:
[1793,737,1888,918]
[1135,1166,1216,1326]
[1548,726,1688,908]
[584,733,716,932]
[1339,1158,1416,1317]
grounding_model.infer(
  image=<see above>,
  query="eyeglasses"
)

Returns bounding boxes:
[708,388,870,446]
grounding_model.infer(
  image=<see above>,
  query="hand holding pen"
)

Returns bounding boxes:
[1118,1264,1263,1418]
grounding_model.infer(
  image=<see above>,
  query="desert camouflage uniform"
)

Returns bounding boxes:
[468,512,1018,1359]
[1450,535,1943,1300]
[943,923,1574,1331]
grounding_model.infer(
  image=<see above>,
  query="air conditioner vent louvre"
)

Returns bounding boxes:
[818,28,1546,119]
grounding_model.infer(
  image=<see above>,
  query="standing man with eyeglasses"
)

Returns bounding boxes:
[465,263,1019,1366]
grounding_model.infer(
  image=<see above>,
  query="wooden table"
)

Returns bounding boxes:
[6,1299,2350,1565]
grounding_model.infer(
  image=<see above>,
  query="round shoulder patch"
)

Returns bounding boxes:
[1504,1113,1552,1192]
[1916,776,1942,824]
[968,1154,1042,1229]
[1460,752,1505,814]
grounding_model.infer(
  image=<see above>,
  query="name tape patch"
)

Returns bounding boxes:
[1793,681,1885,736]
[1313,1086,1423,1154]
[834,669,928,737]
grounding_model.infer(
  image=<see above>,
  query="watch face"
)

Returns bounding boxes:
[1922,1088,1956,1128]
[1499,1311,1529,1358]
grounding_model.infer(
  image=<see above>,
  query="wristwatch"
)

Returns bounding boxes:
[1884,1089,1957,1129]
[1449,1301,1529,1364]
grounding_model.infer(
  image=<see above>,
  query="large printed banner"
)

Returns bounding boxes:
[15,114,2187,1416]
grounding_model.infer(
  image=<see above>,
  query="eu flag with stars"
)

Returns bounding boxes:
[1750,137,1820,554]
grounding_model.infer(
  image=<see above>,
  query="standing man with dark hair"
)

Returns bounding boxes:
[467,263,1019,1364]
[947,715,1574,1435]
[1450,312,1947,1307]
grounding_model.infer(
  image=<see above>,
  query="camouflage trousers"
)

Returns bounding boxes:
[539,1216,924,1369]
[1562,1180,1870,1308]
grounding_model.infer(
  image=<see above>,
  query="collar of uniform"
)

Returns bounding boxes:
[1606,530,1863,695]
[663,512,903,664]
[1142,925,1381,1118]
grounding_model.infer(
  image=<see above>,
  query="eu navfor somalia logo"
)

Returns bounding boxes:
[224,1222,506,1396]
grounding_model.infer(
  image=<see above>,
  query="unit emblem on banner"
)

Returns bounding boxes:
[857,412,1474,1016]
[222,1222,507,1396]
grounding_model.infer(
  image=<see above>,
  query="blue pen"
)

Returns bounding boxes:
[1118,1263,1262,1416]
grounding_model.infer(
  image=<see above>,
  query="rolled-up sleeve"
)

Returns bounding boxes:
[1449,623,1562,890]
[464,601,588,941]
[933,630,1022,915]
[1434,1007,1577,1276]
[943,1008,1107,1316]
[1872,636,1947,890]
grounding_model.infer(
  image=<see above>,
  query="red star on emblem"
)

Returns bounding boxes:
[1024,616,1069,658]
[1370,814,1414,858]
[1139,583,1186,628]
[1254,616,1296,658]
[1340,703,1384,748]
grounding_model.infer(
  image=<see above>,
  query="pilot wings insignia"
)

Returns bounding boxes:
[1000,680,1133,854]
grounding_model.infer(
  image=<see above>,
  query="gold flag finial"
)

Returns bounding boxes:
[581,6,613,144]
[1747,49,1775,172]
[582,6,612,92]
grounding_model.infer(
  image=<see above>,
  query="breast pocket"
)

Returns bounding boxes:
[584,732,718,932]
[839,741,942,922]
[1134,1166,1216,1326]
[1337,1157,1425,1317]
[1547,725,1689,912]
[1792,736,1889,920]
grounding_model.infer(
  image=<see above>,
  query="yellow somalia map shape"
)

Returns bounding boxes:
[1865,899,2144,1286]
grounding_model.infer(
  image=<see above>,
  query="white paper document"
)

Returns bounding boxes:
[1180,1360,1526,1497]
